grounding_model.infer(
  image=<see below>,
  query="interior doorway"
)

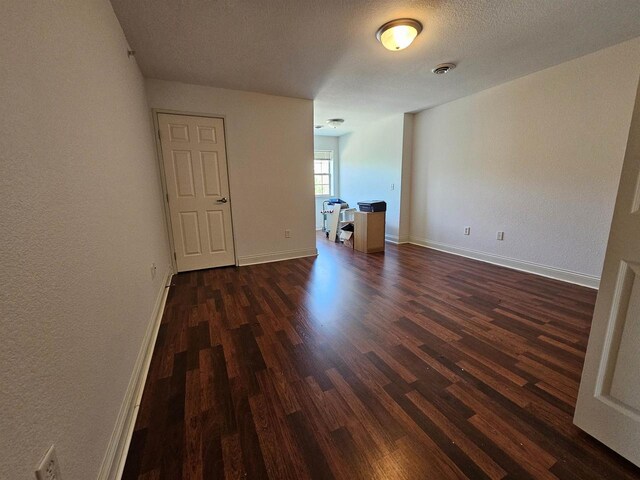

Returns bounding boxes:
[157,112,236,271]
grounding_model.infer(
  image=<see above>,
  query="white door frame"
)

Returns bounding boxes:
[152,109,238,273]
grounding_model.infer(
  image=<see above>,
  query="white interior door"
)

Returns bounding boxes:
[158,113,235,272]
[574,78,640,467]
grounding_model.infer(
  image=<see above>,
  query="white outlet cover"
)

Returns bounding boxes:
[35,445,62,480]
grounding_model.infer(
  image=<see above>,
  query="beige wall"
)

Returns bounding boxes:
[410,38,640,286]
[0,1,171,479]
[338,114,407,241]
[145,79,317,265]
[399,113,414,242]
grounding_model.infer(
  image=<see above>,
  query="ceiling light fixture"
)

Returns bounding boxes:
[326,118,345,128]
[376,18,423,51]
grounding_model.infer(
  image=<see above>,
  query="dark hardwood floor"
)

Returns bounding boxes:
[122,234,640,479]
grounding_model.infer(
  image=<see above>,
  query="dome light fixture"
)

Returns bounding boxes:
[376,18,423,51]
[326,118,345,128]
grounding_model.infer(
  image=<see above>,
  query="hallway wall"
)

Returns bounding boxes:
[0,1,171,478]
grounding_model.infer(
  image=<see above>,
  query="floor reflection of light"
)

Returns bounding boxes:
[300,237,397,337]
[294,236,403,346]
[302,253,351,332]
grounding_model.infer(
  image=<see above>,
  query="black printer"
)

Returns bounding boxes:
[357,201,387,212]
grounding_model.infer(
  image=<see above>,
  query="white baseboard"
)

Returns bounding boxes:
[237,247,318,266]
[385,234,410,244]
[408,236,600,289]
[98,268,173,480]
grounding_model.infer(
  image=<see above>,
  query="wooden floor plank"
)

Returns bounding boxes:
[122,234,640,479]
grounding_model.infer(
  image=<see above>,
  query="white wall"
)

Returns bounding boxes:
[314,135,340,229]
[410,38,640,286]
[0,1,171,479]
[338,114,408,241]
[145,80,317,264]
[399,113,414,242]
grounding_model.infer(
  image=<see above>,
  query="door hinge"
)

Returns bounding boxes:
[166,193,169,203]
[173,251,177,262]
[157,129,161,140]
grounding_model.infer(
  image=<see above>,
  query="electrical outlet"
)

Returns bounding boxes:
[284,229,291,238]
[497,231,504,241]
[150,262,157,279]
[35,445,61,480]
[464,227,471,235]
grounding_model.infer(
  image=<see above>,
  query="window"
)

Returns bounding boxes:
[314,151,333,196]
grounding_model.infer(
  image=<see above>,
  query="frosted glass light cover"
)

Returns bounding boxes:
[376,19,422,51]
[380,25,418,50]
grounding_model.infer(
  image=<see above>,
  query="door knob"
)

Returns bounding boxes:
[217,197,228,203]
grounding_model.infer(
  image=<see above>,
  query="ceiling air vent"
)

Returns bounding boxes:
[432,63,456,75]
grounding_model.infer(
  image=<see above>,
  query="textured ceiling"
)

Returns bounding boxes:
[110,0,640,135]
